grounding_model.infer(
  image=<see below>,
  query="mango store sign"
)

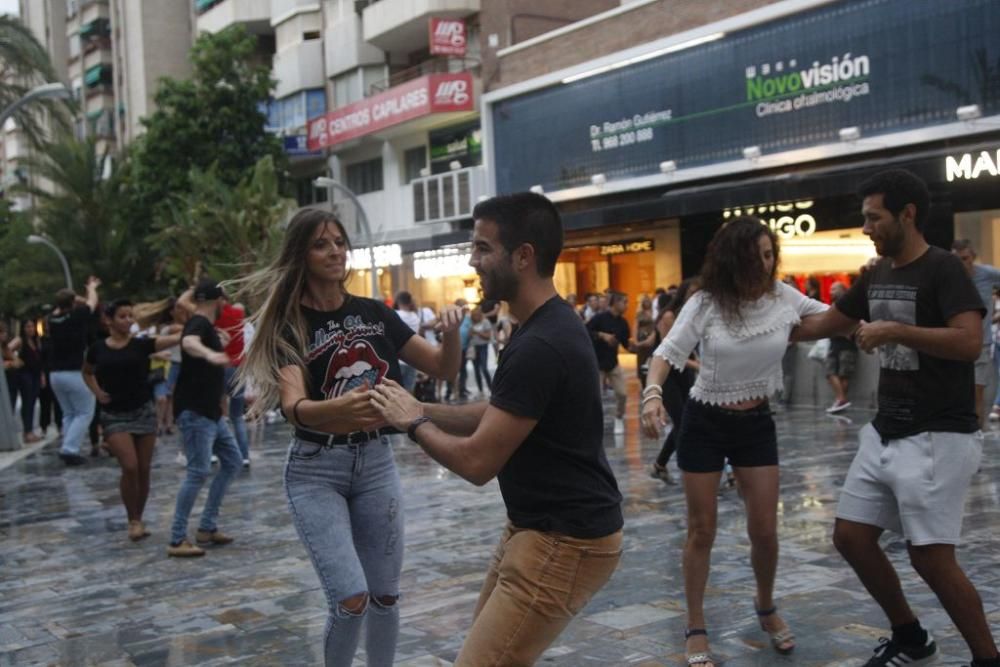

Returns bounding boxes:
[946,150,1000,182]
[307,73,474,151]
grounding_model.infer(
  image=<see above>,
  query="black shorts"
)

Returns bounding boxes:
[676,399,778,472]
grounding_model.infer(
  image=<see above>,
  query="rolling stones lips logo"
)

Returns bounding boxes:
[322,340,389,398]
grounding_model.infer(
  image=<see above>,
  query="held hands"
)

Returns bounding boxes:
[434,305,465,334]
[853,320,897,353]
[341,381,385,430]
[95,388,112,405]
[368,379,423,431]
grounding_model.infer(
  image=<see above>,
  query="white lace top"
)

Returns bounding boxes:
[654,281,828,405]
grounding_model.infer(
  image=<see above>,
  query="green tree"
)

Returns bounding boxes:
[131,25,285,211]
[152,155,295,284]
[0,15,73,147]
[13,135,159,298]
[0,199,63,317]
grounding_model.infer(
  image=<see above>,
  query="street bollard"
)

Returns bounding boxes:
[0,371,20,451]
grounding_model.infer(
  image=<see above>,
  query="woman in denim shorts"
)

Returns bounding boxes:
[235,208,463,667]
[82,299,181,541]
[641,218,828,667]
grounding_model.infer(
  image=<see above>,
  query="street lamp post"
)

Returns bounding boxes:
[314,176,379,300]
[0,82,73,126]
[0,83,72,452]
[26,235,72,290]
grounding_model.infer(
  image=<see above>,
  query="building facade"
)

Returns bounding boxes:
[481,0,1000,324]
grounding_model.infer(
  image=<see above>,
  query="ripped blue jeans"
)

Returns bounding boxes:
[284,436,403,667]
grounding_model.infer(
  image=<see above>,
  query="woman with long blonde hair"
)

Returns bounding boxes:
[235,207,462,666]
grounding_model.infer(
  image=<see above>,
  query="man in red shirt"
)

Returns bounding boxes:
[215,295,250,467]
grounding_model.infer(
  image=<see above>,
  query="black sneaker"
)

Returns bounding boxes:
[59,453,87,466]
[864,634,937,666]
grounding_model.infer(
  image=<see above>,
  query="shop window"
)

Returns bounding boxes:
[404,146,427,183]
[346,158,383,195]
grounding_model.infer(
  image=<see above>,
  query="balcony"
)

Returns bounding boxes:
[83,63,112,89]
[273,39,325,98]
[270,0,319,23]
[325,13,384,78]
[412,165,485,224]
[362,0,479,53]
[196,0,272,35]
[368,55,477,96]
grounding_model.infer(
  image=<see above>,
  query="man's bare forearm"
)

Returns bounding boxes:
[890,323,980,362]
[424,400,488,436]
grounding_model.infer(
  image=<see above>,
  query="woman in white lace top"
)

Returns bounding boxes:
[640,217,827,667]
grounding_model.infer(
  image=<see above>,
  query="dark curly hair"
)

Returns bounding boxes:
[699,216,779,322]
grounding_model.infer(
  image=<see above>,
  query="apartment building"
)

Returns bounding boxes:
[194,0,608,302]
[3,0,69,210]
[6,0,192,208]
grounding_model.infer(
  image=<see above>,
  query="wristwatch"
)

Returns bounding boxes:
[407,416,432,442]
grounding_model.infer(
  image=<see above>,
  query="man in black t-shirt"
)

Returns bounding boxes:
[370,192,623,666]
[48,277,100,465]
[167,278,242,558]
[586,291,631,433]
[793,170,999,667]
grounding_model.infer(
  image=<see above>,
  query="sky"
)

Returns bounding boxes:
[0,0,18,16]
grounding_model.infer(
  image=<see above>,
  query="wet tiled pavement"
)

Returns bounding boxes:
[1,393,999,666]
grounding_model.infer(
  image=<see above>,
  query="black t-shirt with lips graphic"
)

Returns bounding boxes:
[297,298,414,403]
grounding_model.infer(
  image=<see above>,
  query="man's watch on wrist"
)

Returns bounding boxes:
[407,416,432,442]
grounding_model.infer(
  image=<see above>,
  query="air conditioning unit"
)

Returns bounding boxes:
[412,166,486,224]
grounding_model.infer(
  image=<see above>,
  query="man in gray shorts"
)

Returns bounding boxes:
[951,239,1000,424]
[794,169,999,667]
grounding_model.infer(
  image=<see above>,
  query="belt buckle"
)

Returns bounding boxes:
[349,430,377,444]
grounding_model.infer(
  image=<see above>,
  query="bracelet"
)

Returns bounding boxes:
[641,395,664,407]
[407,416,432,442]
[292,397,311,428]
[641,385,663,396]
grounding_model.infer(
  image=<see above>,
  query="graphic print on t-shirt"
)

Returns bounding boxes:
[306,315,391,398]
[870,284,918,372]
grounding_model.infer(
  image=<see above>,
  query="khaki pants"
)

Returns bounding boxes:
[601,365,627,418]
[455,523,623,666]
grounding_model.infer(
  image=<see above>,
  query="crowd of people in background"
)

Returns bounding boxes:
[2,170,999,667]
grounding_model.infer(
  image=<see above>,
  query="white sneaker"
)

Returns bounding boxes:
[174,452,187,467]
[211,455,219,464]
[613,417,625,434]
[242,458,250,468]
[826,400,851,413]
[989,408,1000,422]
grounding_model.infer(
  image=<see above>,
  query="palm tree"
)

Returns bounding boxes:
[0,15,73,147]
[151,155,296,285]
[12,134,158,297]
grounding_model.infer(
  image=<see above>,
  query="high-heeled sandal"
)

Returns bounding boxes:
[755,605,795,654]
[684,628,715,666]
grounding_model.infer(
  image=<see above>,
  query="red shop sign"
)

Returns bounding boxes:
[308,73,474,151]
[429,18,466,56]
